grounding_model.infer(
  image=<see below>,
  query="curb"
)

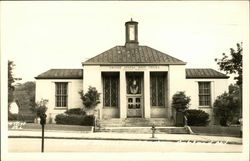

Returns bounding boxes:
[8,135,242,145]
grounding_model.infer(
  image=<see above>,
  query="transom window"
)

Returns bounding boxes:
[103,73,119,108]
[198,82,211,106]
[150,72,166,107]
[55,82,68,107]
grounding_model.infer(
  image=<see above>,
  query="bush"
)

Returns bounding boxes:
[55,114,94,126]
[8,112,35,123]
[65,108,86,115]
[79,86,100,109]
[186,109,210,126]
[8,112,19,121]
[18,114,36,123]
[82,115,95,126]
[30,99,48,117]
[172,91,191,111]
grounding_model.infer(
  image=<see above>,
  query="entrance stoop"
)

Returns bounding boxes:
[97,118,189,134]
[99,118,174,127]
[98,126,190,134]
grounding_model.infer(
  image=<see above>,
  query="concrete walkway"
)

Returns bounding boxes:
[8,130,242,145]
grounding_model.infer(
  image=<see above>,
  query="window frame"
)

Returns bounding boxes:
[55,82,68,109]
[150,72,167,108]
[198,81,211,107]
[103,73,119,108]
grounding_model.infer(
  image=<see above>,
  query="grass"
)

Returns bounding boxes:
[190,125,241,137]
[8,122,92,132]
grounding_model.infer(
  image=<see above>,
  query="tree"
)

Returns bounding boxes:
[215,43,242,85]
[14,81,36,114]
[213,84,241,126]
[215,43,242,117]
[8,60,15,110]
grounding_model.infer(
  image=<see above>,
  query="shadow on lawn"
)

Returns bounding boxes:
[190,125,241,137]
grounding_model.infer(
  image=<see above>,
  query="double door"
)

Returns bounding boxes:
[126,72,143,118]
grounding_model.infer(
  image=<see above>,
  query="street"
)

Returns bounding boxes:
[8,138,242,152]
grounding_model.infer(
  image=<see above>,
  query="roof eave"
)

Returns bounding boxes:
[82,62,187,66]
[35,77,83,80]
[186,76,229,79]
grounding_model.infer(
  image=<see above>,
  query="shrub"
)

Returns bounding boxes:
[55,114,94,126]
[79,86,100,109]
[65,108,86,115]
[18,114,36,123]
[30,99,48,118]
[82,115,95,126]
[172,91,191,111]
[8,112,35,123]
[8,112,19,121]
[186,109,209,126]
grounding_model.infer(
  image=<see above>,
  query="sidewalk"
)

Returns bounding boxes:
[8,130,242,145]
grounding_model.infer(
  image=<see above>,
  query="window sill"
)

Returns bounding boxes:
[198,106,212,108]
[54,107,67,110]
[151,106,165,108]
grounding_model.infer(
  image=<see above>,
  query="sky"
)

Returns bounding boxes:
[1,1,249,84]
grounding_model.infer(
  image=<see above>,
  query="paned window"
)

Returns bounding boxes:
[150,72,166,107]
[103,74,119,108]
[55,82,68,107]
[198,82,211,106]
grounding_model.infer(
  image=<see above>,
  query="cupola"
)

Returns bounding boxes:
[125,18,138,48]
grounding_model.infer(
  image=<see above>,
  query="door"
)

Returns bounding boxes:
[126,72,143,118]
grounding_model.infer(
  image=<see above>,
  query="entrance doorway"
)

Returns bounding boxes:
[126,72,143,118]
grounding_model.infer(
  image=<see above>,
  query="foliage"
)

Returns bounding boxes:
[8,112,19,121]
[81,115,95,126]
[14,81,36,114]
[8,112,36,123]
[55,114,94,126]
[8,60,15,109]
[215,43,242,85]
[171,91,191,111]
[213,85,240,126]
[30,99,48,118]
[79,86,100,109]
[185,109,210,126]
[65,108,86,115]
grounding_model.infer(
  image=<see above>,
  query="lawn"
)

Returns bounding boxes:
[8,122,93,132]
[190,125,241,137]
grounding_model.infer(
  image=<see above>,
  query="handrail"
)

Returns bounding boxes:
[184,115,188,127]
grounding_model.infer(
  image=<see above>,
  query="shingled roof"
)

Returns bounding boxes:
[186,68,229,79]
[35,69,83,79]
[83,46,186,65]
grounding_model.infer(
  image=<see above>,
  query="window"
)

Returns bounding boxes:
[103,73,119,108]
[150,72,166,107]
[55,82,68,107]
[198,82,211,106]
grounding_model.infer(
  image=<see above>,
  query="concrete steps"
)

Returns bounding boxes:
[98,127,189,134]
[99,118,174,127]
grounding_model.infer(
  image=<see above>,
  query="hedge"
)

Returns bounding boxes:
[55,114,94,126]
[64,108,86,115]
[186,109,209,126]
[8,113,36,123]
